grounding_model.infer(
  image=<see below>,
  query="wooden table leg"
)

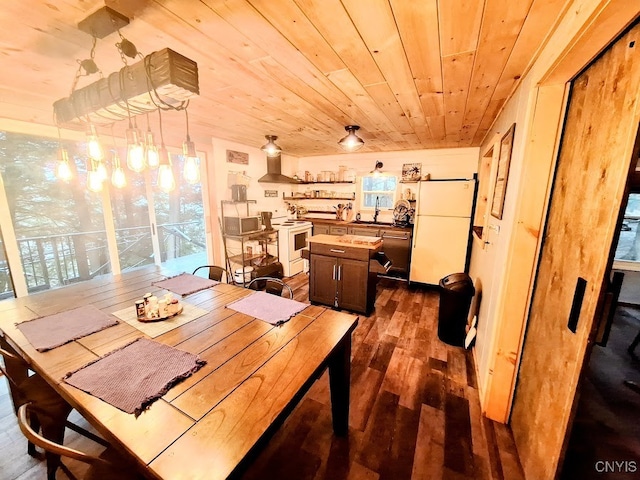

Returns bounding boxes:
[328,335,351,436]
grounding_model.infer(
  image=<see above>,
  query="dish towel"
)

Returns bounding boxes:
[152,272,219,296]
[226,291,307,325]
[16,305,119,352]
[64,338,206,416]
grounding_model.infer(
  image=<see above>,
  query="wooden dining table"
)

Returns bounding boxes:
[0,265,359,479]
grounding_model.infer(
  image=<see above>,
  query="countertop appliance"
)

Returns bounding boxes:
[223,215,261,235]
[272,218,313,277]
[409,179,476,285]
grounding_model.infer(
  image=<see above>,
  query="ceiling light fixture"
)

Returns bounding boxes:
[338,125,365,152]
[261,135,282,157]
[52,5,200,193]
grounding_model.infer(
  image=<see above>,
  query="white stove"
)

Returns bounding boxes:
[272,219,313,277]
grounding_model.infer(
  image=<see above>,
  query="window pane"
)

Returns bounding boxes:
[0,131,109,292]
[0,229,14,299]
[109,155,155,271]
[361,175,398,208]
[614,193,640,262]
[152,154,206,270]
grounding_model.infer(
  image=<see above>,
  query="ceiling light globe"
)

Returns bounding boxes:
[338,125,364,152]
[261,135,282,157]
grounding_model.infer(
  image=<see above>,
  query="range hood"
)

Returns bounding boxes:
[258,154,301,184]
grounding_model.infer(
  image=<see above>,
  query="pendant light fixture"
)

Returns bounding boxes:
[182,108,200,184]
[110,126,126,189]
[87,158,103,193]
[143,113,159,169]
[126,115,145,173]
[85,123,104,161]
[157,109,175,193]
[261,135,282,157]
[55,127,72,182]
[338,125,365,152]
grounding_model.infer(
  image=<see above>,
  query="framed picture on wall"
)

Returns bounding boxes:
[491,123,516,220]
[401,163,422,181]
[226,149,249,164]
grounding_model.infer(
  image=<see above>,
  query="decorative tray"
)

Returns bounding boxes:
[137,304,183,323]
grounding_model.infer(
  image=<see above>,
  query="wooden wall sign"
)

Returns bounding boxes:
[491,123,516,219]
[226,149,249,164]
[264,190,278,197]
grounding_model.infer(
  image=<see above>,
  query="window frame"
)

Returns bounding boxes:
[359,173,399,211]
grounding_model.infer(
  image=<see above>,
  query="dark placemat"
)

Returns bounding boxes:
[64,338,206,416]
[16,305,119,352]
[152,272,219,296]
[226,291,307,325]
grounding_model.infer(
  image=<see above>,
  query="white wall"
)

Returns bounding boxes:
[209,137,300,263]
[468,74,534,399]
[297,148,478,223]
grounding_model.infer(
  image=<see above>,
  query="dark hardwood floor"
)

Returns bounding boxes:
[0,274,525,480]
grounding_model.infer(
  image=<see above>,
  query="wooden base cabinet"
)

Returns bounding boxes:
[308,235,380,315]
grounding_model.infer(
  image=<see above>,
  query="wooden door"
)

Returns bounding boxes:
[309,254,337,307]
[510,23,640,480]
[337,258,368,313]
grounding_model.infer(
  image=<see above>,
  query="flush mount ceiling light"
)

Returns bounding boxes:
[261,135,282,157]
[338,125,365,152]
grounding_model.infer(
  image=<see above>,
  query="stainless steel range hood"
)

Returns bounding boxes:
[258,154,301,184]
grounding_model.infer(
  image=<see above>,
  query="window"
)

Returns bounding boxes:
[361,175,398,209]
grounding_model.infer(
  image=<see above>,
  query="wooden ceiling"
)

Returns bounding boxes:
[0,0,570,156]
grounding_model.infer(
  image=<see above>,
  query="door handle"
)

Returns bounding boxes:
[332,264,336,280]
[330,248,346,253]
[337,265,342,281]
[568,277,587,333]
[382,235,408,240]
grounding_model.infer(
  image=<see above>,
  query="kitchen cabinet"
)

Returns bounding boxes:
[313,224,330,235]
[308,234,381,315]
[330,226,348,236]
[348,226,380,237]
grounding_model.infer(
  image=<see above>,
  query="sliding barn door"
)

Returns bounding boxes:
[510,23,640,480]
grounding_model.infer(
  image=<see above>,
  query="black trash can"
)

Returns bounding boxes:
[438,273,475,347]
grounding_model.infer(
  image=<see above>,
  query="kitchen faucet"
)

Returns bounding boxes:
[373,196,380,223]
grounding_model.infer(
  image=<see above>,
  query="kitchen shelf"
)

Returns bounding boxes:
[283,195,355,201]
[295,181,355,185]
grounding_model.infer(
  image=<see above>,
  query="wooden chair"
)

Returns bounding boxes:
[247,276,294,299]
[0,341,107,480]
[192,265,227,282]
[17,403,144,480]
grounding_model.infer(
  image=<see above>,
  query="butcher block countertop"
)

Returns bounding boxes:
[308,234,382,249]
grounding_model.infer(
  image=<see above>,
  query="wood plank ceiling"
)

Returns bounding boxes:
[0,0,570,156]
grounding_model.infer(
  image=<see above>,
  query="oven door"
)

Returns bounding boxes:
[289,228,310,260]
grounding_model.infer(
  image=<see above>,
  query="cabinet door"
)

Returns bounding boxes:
[330,226,348,236]
[348,226,380,237]
[309,254,337,307]
[313,224,330,235]
[337,258,369,313]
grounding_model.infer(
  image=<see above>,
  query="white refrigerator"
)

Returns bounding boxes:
[409,179,476,285]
